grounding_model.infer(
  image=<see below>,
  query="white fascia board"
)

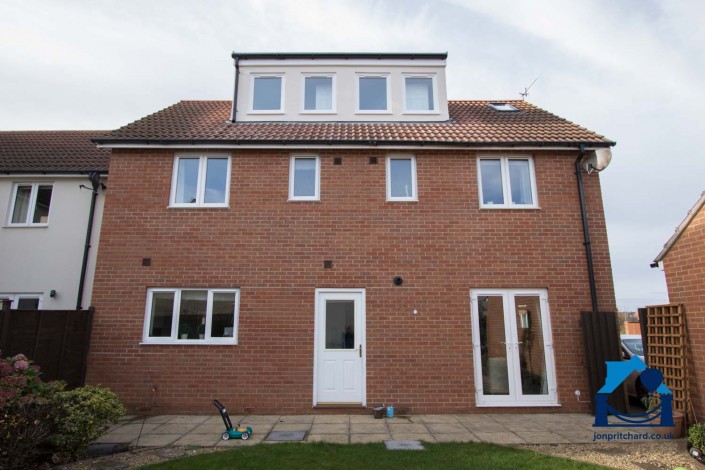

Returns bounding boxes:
[0,173,109,179]
[97,143,592,151]
[239,59,446,68]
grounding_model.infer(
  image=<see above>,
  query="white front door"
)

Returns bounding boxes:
[314,289,366,405]
[470,289,558,407]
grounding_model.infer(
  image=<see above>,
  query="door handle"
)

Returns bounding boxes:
[359,344,362,358]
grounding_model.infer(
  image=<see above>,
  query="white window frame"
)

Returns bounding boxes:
[288,155,321,201]
[142,288,240,345]
[250,73,285,114]
[169,155,231,208]
[477,156,538,209]
[356,74,391,114]
[6,182,53,227]
[470,288,558,407]
[386,155,418,202]
[300,73,336,114]
[0,293,44,309]
[402,74,439,114]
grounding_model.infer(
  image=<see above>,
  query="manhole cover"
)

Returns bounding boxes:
[266,431,307,441]
[385,440,425,451]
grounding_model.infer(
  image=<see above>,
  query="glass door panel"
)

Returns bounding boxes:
[514,296,549,396]
[478,295,510,395]
[325,300,355,349]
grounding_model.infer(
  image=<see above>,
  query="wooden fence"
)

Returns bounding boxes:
[580,311,629,414]
[0,308,94,389]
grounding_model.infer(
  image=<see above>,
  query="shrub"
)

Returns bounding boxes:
[0,354,64,469]
[51,385,125,460]
[690,423,705,450]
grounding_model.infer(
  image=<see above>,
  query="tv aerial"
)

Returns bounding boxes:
[520,78,538,101]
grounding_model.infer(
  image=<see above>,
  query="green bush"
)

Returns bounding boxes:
[0,353,65,469]
[690,423,705,450]
[51,385,125,460]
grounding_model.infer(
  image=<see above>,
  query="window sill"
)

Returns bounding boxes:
[288,198,321,202]
[479,205,541,210]
[386,198,418,203]
[167,205,230,209]
[476,401,560,408]
[3,224,49,228]
[141,340,237,346]
[300,111,337,115]
[402,111,440,115]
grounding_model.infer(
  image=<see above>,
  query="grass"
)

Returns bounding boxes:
[139,442,607,470]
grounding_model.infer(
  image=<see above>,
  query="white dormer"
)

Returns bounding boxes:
[231,53,449,123]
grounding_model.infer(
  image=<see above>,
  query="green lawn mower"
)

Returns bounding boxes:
[213,399,253,440]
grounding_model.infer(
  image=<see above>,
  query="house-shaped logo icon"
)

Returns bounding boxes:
[594,355,673,427]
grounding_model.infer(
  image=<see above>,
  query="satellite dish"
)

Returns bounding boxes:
[581,148,612,173]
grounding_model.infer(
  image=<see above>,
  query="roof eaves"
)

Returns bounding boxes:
[653,190,705,263]
[231,52,448,61]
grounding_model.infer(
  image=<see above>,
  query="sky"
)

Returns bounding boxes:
[1,0,703,311]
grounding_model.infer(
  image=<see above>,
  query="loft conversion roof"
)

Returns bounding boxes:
[94,100,615,148]
[231,52,448,60]
[0,131,110,173]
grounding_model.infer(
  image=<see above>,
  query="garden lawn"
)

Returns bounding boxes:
[140,442,608,470]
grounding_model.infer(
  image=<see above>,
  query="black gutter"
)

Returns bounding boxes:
[575,145,599,313]
[230,52,448,61]
[231,56,240,123]
[76,172,103,310]
[1,169,108,175]
[93,138,616,148]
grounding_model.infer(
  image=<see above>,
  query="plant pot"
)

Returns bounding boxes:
[199,334,204,339]
[180,334,188,339]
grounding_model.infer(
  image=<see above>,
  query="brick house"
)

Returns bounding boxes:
[0,131,109,311]
[653,191,705,421]
[88,53,617,414]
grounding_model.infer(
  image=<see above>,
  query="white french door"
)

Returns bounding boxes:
[470,289,558,406]
[313,289,366,406]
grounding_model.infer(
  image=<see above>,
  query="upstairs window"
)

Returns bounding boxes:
[478,156,538,208]
[386,156,417,201]
[143,288,239,344]
[303,75,334,112]
[358,75,389,112]
[170,156,230,207]
[404,75,436,112]
[289,155,320,201]
[8,183,53,226]
[252,75,283,112]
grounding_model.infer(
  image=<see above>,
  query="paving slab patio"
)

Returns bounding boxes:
[94,412,608,448]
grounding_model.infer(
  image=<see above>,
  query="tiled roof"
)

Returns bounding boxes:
[0,131,110,173]
[96,100,614,147]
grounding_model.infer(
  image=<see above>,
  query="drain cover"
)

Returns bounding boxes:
[385,440,425,451]
[266,431,307,441]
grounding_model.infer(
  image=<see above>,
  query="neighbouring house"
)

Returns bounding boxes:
[88,52,617,414]
[653,190,705,421]
[0,131,109,311]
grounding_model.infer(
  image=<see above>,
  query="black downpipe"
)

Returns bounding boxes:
[76,172,101,310]
[576,145,599,313]
[231,56,240,122]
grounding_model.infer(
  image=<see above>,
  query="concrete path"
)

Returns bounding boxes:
[95,413,609,448]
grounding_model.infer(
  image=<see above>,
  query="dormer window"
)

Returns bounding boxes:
[357,75,390,113]
[303,75,334,113]
[404,75,437,113]
[252,75,284,112]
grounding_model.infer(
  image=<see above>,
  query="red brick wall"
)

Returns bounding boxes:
[662,202,705,421]
[87,149,616,414]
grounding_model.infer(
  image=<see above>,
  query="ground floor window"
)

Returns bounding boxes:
[470,288,558,406]
[0,293,43,310]
[143,288,239,344]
